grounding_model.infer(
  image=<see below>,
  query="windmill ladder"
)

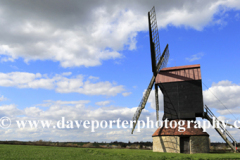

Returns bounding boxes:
[203,105,237,153]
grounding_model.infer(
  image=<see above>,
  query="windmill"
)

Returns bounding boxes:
[131,6,169,134]
[131,6,239,154]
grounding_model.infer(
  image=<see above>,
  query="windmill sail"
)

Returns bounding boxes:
[131,45,169,134]
[131,6,169,134]
[148,6,161,75]
[148,6,166,127]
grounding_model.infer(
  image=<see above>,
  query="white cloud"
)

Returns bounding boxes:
[122,92,132,97]
[203,80,240,111]
[0,72,125,96]
[147,88,164,111]
[212,80,237,87]
[0,99,157,142]
[95,101,110,106]
[217,116,227,121]
[20,100,152,124]
[186,53,204,62]
[0,1,239,67]
[0,95,7,101]
[0,104,23,117]
[17,100,147,124]
[0,99,238,142]
[217,107,240,115]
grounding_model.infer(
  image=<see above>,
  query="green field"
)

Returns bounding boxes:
[0,144,240,160]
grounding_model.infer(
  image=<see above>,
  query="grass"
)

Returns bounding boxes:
[0,144,240,160]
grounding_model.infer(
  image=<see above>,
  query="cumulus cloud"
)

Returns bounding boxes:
[0,99,238,142]
[0,104,23,117]
[20,100,148,121]
[0,1,240,67]
[1,99,155,142]
[203,80,240,111]
[0,72,125,96]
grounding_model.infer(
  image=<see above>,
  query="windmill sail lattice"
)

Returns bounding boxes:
[131,45,169,134]
[149,6,161,74]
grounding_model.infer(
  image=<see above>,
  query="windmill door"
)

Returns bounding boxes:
[180,137,190,153]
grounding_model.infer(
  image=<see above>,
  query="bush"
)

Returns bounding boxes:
[82,143,94,148]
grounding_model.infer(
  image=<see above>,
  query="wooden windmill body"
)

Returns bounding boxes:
[152,64,210,154]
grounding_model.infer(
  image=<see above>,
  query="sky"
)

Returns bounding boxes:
[0,0,240,143]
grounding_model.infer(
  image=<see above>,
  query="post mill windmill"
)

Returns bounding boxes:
[132,6,239,154]
[131,6,169,134]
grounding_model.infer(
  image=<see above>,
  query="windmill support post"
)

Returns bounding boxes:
[155,84,159,126]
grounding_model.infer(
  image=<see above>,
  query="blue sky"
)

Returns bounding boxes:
[0,0,240,142]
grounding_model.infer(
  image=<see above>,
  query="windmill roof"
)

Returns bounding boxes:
[155,64,201,84]
[152,120,209,137]
[160,64,200,71]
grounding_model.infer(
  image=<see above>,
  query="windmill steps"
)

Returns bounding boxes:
[203,105,237,153]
